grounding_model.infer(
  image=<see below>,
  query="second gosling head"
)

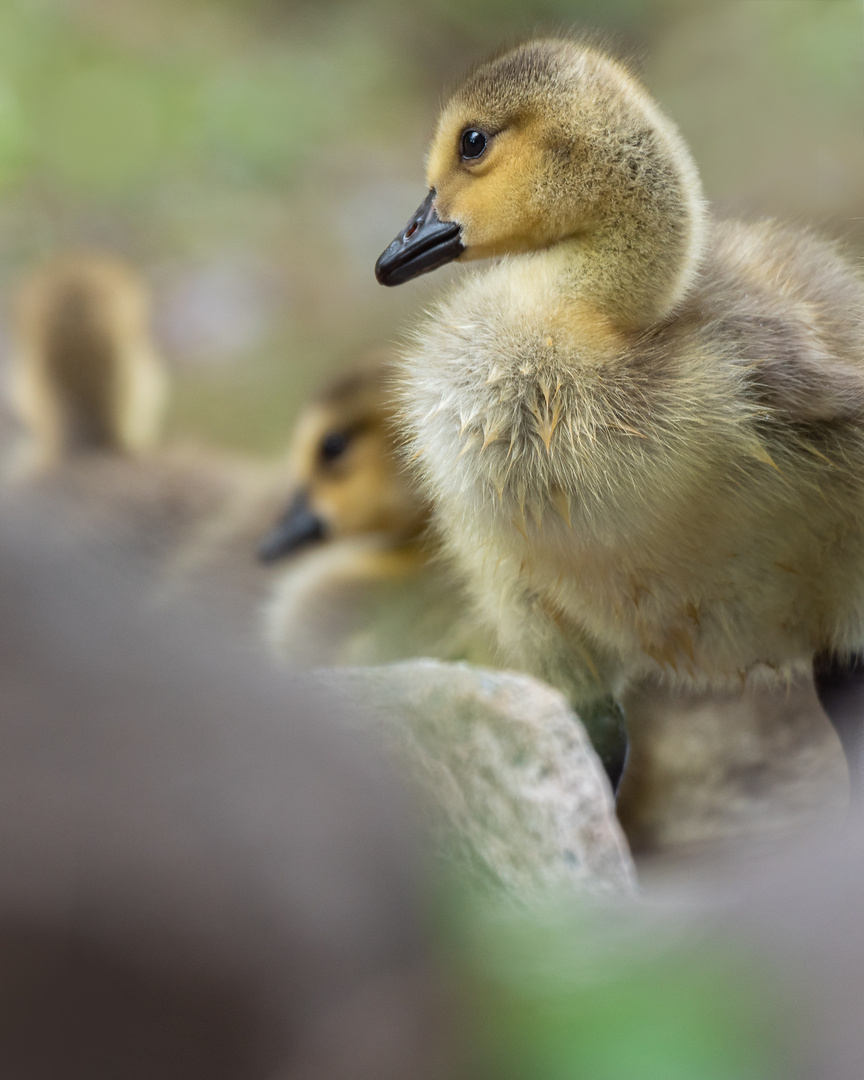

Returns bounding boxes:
[257,360,428,563]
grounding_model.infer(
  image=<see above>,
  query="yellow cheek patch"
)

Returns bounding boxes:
[427,119,558,256]
[426,127,456,192]
[309,434,411,539]
[286,406,330,484]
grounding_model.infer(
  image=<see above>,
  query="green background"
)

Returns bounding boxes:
[0,0,859,456]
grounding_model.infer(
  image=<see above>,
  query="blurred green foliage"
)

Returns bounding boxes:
[447,903,799,1080]
[0,0,859,454]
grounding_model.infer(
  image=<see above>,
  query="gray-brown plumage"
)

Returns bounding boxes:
[376,40,864,784]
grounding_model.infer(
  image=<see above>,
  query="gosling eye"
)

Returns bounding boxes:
[320,430,350,463]
[460,128,488,161]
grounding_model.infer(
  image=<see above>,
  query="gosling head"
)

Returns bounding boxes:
[257,361,429,563]
[9,253,167,465]
[376,39,706,329]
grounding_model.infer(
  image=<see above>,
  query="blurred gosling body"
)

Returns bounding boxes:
[376,42,864,786]
[261,361,485,667]
[6,254,259,565]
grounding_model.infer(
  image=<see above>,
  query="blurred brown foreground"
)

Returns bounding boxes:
[0,488,450,1080]
[0,484,862,1079]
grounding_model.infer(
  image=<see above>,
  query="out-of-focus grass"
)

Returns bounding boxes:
[445,902,800,1080]
[0,0,859,456]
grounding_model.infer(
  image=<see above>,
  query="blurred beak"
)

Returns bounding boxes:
[375,189,464,286]
[257,490,327,563]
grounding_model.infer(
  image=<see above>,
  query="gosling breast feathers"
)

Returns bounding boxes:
[376,41,864,754]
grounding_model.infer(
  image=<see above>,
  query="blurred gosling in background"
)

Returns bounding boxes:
[260,359,488,667]
[5,253,259,566]
[9,253,167,470]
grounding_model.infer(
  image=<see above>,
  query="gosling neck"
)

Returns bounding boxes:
[532,177,707,336]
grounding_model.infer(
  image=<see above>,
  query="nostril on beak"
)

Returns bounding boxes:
[375,189,463,286]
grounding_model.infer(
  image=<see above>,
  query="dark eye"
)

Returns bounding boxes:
[320,431,349,462]
[460,129,487,160]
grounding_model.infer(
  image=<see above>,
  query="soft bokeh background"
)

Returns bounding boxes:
[0,4,861,1075]
[0,0,859,456]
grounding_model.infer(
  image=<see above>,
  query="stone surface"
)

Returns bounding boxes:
[323,661,636,901]
[617,678,850,855]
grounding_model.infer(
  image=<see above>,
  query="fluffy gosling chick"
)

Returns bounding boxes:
[376,39,864,779]
[260,361,483,667]
[9,253,167,469]
[5,253,257,564]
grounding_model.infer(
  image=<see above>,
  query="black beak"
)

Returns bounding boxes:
[375,189,464,286]
[257,490,327,563]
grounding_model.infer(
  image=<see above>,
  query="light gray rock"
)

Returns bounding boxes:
[617,679,849,856]
[323,660,636,902]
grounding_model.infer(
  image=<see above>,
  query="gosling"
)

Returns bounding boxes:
[259,360,485,667]
[9,252,166,469]
[375,39,864,783]
[6,253,257,563]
